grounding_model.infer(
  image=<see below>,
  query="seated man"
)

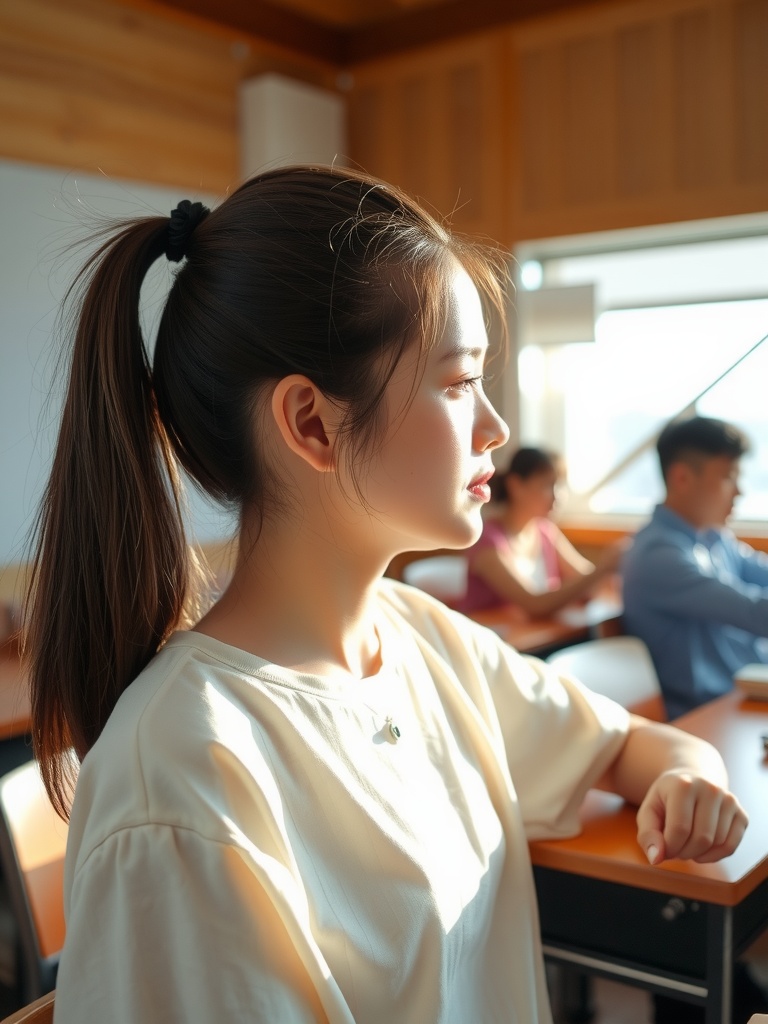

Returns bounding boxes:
[624,416,768,1023]
[622,415,768,720]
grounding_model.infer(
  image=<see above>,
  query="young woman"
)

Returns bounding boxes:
[456,446,626,616]
[25,167,745,1024]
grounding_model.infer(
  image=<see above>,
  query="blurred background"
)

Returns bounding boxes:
[2,0,767,596]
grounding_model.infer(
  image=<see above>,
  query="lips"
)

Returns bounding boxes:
[468,469,494,501]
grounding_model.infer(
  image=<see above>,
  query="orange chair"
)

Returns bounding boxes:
[0,990,54,1024]
[0,763,67,1004]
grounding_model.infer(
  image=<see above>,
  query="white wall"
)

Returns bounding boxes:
[0,158,233,571]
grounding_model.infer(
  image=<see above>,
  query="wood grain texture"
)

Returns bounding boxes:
[0,0,338,192]
[509,0,768,239]
[348,29,511,242]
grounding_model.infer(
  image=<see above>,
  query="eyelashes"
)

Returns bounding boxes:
[450,375,491,393]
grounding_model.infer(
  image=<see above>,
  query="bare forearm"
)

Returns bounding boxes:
[598,716,745,865]
[599,715,728,807]
[483,565,602,616]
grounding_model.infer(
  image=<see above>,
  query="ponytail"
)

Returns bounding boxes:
[25,219,199,817]
[23,165,510,818]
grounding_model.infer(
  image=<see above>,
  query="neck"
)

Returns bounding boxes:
[196,506,392,679]
[663,497,703,530]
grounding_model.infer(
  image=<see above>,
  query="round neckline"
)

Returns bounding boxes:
[164,607,401,704]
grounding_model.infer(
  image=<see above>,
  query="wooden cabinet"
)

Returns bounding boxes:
[348,30,511,244]
[348,0,768,246]
[510,0,768,239]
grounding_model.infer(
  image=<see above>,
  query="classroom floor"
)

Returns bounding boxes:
[589,978,652,1023]
[549,971,652,1024]
[557,948,768,1024]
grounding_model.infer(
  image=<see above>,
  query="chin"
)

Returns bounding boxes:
[442,518,484,550]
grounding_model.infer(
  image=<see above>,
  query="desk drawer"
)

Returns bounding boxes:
[534,867,707,978]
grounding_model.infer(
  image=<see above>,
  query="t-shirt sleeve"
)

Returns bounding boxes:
[382,581,630,843]
[475,632,630,840]
[55,825,345,1024]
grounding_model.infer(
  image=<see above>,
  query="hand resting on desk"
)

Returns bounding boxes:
[597,715,748,866]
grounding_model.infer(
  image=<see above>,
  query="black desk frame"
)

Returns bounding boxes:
[535,864,768,1024]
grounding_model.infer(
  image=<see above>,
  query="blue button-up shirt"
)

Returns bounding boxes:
[622,504,768,718]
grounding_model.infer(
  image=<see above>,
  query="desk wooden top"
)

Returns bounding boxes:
[469,595,623,655]
[529,692,768,906]
[0,645,32,740]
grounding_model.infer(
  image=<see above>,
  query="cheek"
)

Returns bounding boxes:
[407,398,466,454]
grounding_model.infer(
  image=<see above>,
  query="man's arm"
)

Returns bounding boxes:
[631,540,768,636]
[732,535,768,588]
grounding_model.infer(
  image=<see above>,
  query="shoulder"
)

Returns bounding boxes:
[379,576,474,643]
[378,577,536,693]
[534,517,560,543]
[626,510,693,563]
[68,636,286,865]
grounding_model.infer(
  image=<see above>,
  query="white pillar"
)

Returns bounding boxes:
[239,73,347,180]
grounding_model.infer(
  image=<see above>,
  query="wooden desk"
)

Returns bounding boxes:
[468,594,624,655]
[530,693,768,1023]
[0,645,32,740]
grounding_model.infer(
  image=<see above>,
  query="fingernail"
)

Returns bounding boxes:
[646,844,659,864]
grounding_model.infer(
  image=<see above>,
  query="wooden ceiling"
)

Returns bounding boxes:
[266,0,455,28]
[156,0,616,63]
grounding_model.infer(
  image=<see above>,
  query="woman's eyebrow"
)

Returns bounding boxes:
[438,344,487,362]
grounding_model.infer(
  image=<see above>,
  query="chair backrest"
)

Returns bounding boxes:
[401,556,468,607]
[546,635,667,722]
[0,762,68,1003]
[0,990,54,1024]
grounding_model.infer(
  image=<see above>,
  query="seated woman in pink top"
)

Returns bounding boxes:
[456,447,624,615]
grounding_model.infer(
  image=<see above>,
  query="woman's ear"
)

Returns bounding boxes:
[270,375,339,472]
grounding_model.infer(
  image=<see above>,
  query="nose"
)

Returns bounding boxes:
[475,391,509,453]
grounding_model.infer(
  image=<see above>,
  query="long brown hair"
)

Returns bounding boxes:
[24,165,509,816]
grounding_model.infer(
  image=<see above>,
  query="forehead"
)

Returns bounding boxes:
[434,266,487,355]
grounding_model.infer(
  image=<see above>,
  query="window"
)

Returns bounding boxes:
[513,216,768,528]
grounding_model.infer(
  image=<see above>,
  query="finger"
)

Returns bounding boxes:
[636,797,666,865]
[638,827,665,865]
[673,791,723,861]
[693,805,749,863]
[681,793,748,861]
[660,781,697,861]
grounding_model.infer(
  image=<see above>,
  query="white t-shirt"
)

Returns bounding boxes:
[55,579,629,1024]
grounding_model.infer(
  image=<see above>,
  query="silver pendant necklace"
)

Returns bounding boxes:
[356,699,403,743]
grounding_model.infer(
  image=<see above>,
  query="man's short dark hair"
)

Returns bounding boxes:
[656,416,749,481]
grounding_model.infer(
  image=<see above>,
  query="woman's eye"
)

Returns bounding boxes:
[451,375,488,392]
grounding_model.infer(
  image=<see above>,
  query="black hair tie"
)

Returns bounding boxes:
[166,199,210,263]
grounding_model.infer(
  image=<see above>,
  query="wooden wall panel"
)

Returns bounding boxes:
[733,0,768,185]
[348,31,510,241]
[0,0,338,193]
[616,20,670,197]
[2,0,765,244]
[561,33,615,205]
[672,6,724,190]
[518,47,563,214]
[509,0,768,240]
